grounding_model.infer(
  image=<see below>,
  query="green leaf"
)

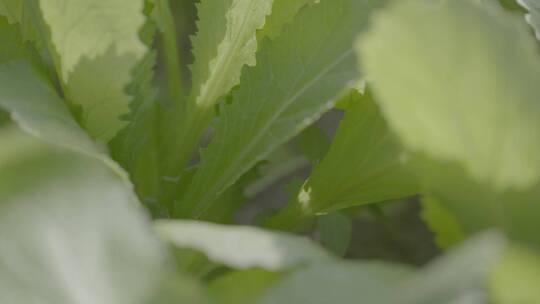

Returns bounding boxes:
[257,261,412,304]
[0,128,166,304]
[0,19,127,178]
[317,212,352,257]
[208,269,283,304]
[258,0,319,40]
[517,0,540,39]
[154,220,332,271]
[279,90,418,224]
[190,0,273,109]
[420,196,465,250]
[109,2,163,215]
[159,0,274,191]
[178,0,383,218]
[399,231,507,304]
[36,0,148,141]
[358,0,540,191]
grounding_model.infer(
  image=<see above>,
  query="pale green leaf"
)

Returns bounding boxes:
[257,261,412,304]
[178,0,383,218]
[359,0,540,190]
[0,129,166,304]
[154,220,332,271]
[190,0,273,108]
[37,0,148,141]
[517,0,540,39]
[0,20,126,178]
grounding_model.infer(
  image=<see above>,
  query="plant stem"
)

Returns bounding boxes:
[159,105,214,215]
[157,0,183,106]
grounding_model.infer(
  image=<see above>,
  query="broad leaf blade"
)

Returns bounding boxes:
[358,0,540,191]
[179,0,383,218]
[358,0,540,248]
[0,129,166,304]
[154,220,332,271]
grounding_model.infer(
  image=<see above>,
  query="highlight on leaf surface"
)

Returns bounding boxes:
[190,0,273,109]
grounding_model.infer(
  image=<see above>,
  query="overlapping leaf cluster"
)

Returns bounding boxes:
[1,0,540,302]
